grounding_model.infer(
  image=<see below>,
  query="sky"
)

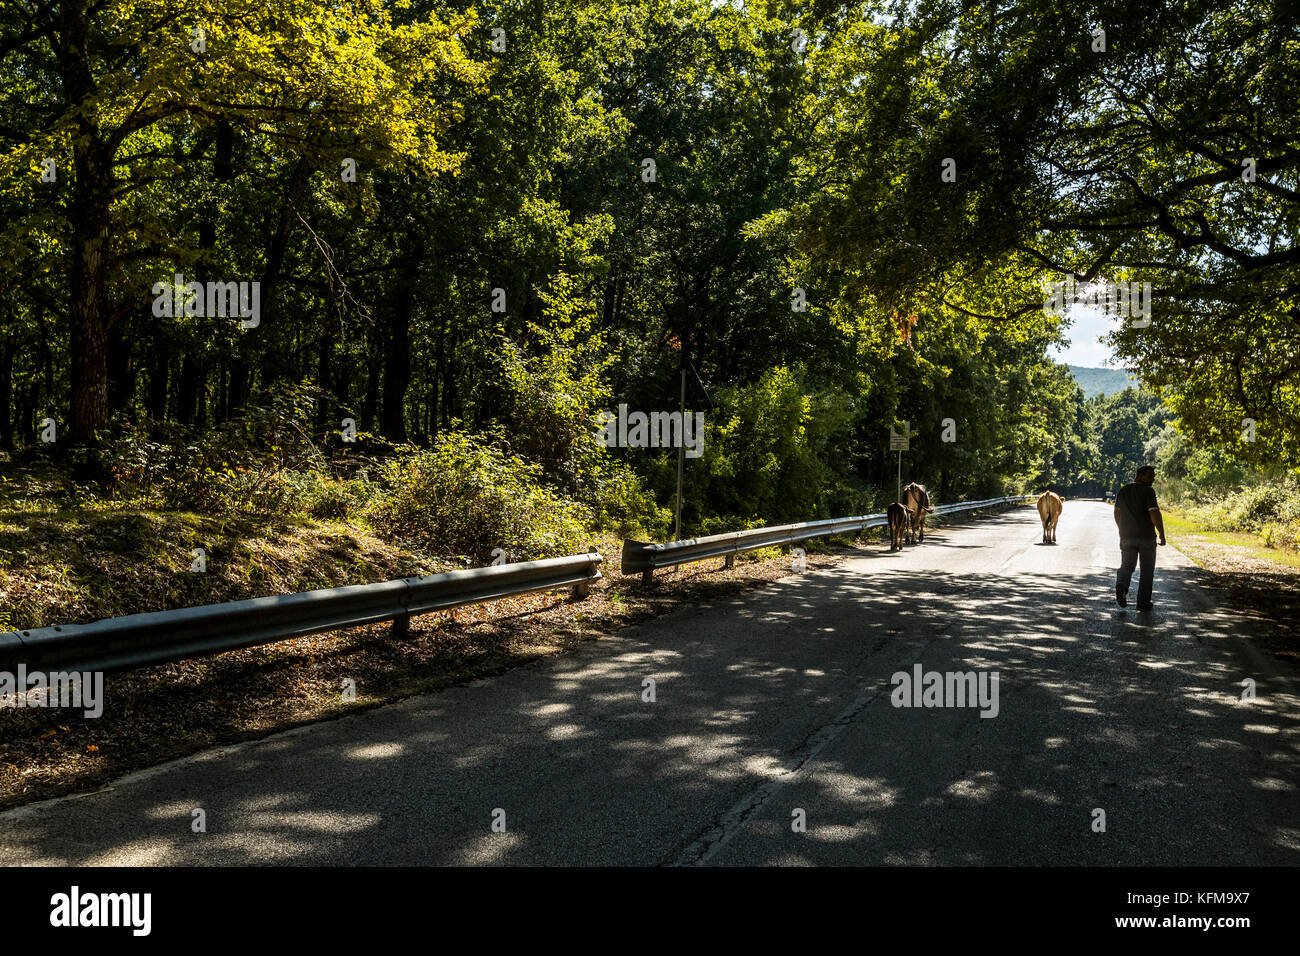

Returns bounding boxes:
[1050,305,1129,368]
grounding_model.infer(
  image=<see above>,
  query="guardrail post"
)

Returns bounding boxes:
[570,549,599,600]
[641,569,653,585]
[724,554,735,569]
[392,613,409,638]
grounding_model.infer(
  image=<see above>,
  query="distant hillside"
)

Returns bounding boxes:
[1067,365,1137,398]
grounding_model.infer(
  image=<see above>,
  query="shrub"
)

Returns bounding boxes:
[584,458,672,540]
[105,384,374,517]
[1225,481,1300,529]
[493,275,668,537]
[370,430,591,562]
[279,470,378,519]
[1177,478,1300,549]
[643,366,869,530]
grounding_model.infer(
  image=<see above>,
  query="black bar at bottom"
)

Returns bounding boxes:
[0,865,1287,944]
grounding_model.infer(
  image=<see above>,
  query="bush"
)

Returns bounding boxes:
[493,277,668,537]
[369,430,591,562]
[105,384,377,517]
[279,470,379,519]
[643,366,870,531]
[584,458,672,540]
[1224,482,1300,528]
[1177,477,1300,550]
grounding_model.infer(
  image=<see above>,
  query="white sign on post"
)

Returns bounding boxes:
[889,422,910,451]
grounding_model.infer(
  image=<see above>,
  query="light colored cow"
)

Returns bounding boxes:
[1037,491,1065,544]
[903,482,934,545]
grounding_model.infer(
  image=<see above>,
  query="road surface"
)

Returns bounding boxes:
[2,501,1296,865]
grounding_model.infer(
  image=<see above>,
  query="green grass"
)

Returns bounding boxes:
[1164,508,1300,570]
[0,460,442,631]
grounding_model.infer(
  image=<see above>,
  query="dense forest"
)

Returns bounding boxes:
[1,0,1296,554]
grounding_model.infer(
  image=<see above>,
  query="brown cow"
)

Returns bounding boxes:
[903,482,935,545]
[1037,491,1065,543]
[887,501,912,551]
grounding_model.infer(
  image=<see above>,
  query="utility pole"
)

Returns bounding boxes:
[674,365,685,540]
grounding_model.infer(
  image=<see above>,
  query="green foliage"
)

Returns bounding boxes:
[645,366,869,530]
[370,430,590,562]
[104,384,378,517]
[1,0,1293,546]
[494,273,670,537]
[1179,478,1300,552]
[279,470,379,520]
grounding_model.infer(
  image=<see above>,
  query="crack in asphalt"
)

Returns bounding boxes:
[665,679,890,866]
[665,623,952,867]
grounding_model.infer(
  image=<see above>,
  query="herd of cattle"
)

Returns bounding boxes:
[885,485,1066,551]
[886,482,934,550]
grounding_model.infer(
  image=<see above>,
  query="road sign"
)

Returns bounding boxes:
[889,422,909,451]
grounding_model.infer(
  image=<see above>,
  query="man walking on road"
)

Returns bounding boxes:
[1114,464,1166,610]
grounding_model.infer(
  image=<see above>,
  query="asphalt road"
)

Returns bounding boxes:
[2,501,1296,865]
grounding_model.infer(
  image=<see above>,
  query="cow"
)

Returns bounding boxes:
[903,482,934,545]
[1037,491,1065,544]
[887,501,912,551]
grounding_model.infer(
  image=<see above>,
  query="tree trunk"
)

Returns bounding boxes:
[316,327,334,433]
[177,353,199,425]
[21,382,37,445]
[0,338,13,450]
[231,156,313,414]
[60,0,113,444]
[194,363,207,429]
[146,321,169,422]
[379,298,412,441]
[361,331,380,432]
[432,307,448,439]
[380,237,423,441]
[106,314,135,416]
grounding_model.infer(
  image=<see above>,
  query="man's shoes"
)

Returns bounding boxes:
[1115,584,1127,607]
[1136,603,1154,611]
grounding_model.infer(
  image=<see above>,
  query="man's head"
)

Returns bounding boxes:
[1135,464,1156,485]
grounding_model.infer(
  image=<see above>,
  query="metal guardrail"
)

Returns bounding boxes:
[0,495,1033,672]
[621,496,1033,582]
[0,552,603,674]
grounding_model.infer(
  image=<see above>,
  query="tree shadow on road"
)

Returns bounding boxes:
[3,558,1297,868]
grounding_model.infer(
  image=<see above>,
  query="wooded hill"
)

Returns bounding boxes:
[1,1,1294,536]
